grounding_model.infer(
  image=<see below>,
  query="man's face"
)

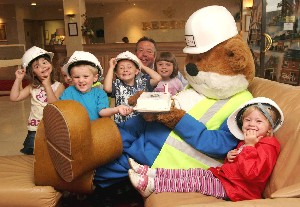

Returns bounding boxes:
[136,41,156,68]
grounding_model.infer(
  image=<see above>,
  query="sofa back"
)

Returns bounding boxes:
[248,77,300,198]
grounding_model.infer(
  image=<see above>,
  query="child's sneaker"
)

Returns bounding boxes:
[128,169,154,198]
[128,158,156,178]
[20,147,34,155]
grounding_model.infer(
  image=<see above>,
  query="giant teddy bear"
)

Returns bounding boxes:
[34,5,255,193]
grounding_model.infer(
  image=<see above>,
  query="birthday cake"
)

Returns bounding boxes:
[134,92,172,112]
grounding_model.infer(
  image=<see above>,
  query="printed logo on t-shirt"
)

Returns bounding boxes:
[35,89,47,103]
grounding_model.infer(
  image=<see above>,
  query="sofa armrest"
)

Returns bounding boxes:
[271,182,300,198]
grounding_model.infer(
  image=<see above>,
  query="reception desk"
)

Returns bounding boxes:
[45,42,187,82]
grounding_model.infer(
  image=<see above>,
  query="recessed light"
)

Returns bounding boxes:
[31,2,37,6]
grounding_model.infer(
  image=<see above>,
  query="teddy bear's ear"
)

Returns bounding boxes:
[224,37,250,72]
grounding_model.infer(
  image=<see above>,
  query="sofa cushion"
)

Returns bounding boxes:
[0,155,62,207]
[145,192,225,207]
[248,78,300,198]
[177,198,300,207]
[271,183,300,198]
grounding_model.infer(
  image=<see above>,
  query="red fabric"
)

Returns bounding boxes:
[0,80,29,91]
[209,137,280,201]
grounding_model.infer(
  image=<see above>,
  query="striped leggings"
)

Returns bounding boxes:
[154,168,228,199]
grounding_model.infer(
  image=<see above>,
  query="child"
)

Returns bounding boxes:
[10,46,65,155]
[60,51,132,121]
[128,97,284,201]
[59,56,72,87]
[153,52,183,96]
[103,50,161,123]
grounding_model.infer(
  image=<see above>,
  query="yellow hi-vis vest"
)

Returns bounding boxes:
[151,90,253,170]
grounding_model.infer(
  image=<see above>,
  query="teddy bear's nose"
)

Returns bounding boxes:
[185,63,199,76]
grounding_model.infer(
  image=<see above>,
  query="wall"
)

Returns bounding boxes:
[87,0,241,43]
[0,0,241,46]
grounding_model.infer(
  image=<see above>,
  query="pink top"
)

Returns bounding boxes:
[154,77,183,96]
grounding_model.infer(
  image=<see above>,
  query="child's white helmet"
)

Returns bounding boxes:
[227,97,284,140]
[22,46,54,69]
[63,51,103,77]
[183,5,238,54]
[115,51,141,69]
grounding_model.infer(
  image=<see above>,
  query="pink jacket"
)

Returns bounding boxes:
[209,137,280,201]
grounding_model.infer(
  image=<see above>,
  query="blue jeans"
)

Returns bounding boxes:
[22,130,36,150]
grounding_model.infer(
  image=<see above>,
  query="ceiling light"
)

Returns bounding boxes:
[31,2,37,6]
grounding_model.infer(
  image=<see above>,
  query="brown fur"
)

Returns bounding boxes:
[185,35,255,82]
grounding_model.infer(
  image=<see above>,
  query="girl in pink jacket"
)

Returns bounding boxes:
[128,97,284,201]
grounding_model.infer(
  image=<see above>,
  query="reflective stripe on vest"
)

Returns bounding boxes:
[152,90,253,169]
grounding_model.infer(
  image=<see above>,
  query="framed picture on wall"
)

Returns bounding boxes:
[68,23,78,36]
[0,23,7,41]
[45,30,49,40]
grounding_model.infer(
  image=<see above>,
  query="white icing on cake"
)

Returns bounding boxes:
[134,92,172,112]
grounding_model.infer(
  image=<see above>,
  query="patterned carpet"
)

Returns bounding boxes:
[61,179,144,207]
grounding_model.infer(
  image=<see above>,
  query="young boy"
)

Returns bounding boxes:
[103,51,161,123]
[60,51,132,120]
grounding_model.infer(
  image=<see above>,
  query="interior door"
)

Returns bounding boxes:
[248,0,300,85]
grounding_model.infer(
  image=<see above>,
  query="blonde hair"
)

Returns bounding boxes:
[241,105,278,137]
[69,64,98,76]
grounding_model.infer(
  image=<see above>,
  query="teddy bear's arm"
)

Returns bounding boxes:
[127,90,144,106]
[174,115,239,158]
[156,107,186,129]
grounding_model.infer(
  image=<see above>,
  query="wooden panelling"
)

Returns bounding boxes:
[45,42,187,82]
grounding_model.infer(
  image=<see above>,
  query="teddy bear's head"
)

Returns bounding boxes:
[183,5,255,99]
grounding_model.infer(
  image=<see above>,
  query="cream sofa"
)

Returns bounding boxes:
[0,77,299,207]
[145,77,300,207]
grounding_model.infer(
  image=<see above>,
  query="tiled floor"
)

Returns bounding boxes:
[0,95,30,156]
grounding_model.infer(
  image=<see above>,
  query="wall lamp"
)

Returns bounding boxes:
[243,0,253,9]
[66,13,76,22]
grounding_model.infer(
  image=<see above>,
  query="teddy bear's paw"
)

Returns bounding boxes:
[157,108,186,129]
[128,91,144,106]
[141,113,158,122]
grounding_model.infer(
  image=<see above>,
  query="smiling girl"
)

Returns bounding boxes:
[10,46,65,155]
[128,97,284,201]
[153,52,183,96]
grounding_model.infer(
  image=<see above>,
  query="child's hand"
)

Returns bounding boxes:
[109,58,117,68]
[118,105,133,116]
[15,67,26,80]
[244,129,261,146]
[227,149,239,162]
[41,74,52,87]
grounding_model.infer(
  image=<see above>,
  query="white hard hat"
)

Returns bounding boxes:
[115,51,141,69]
[63,51,103,77]
[183,5,238,54]
[227,97,284,140]
[22,46,54,68]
